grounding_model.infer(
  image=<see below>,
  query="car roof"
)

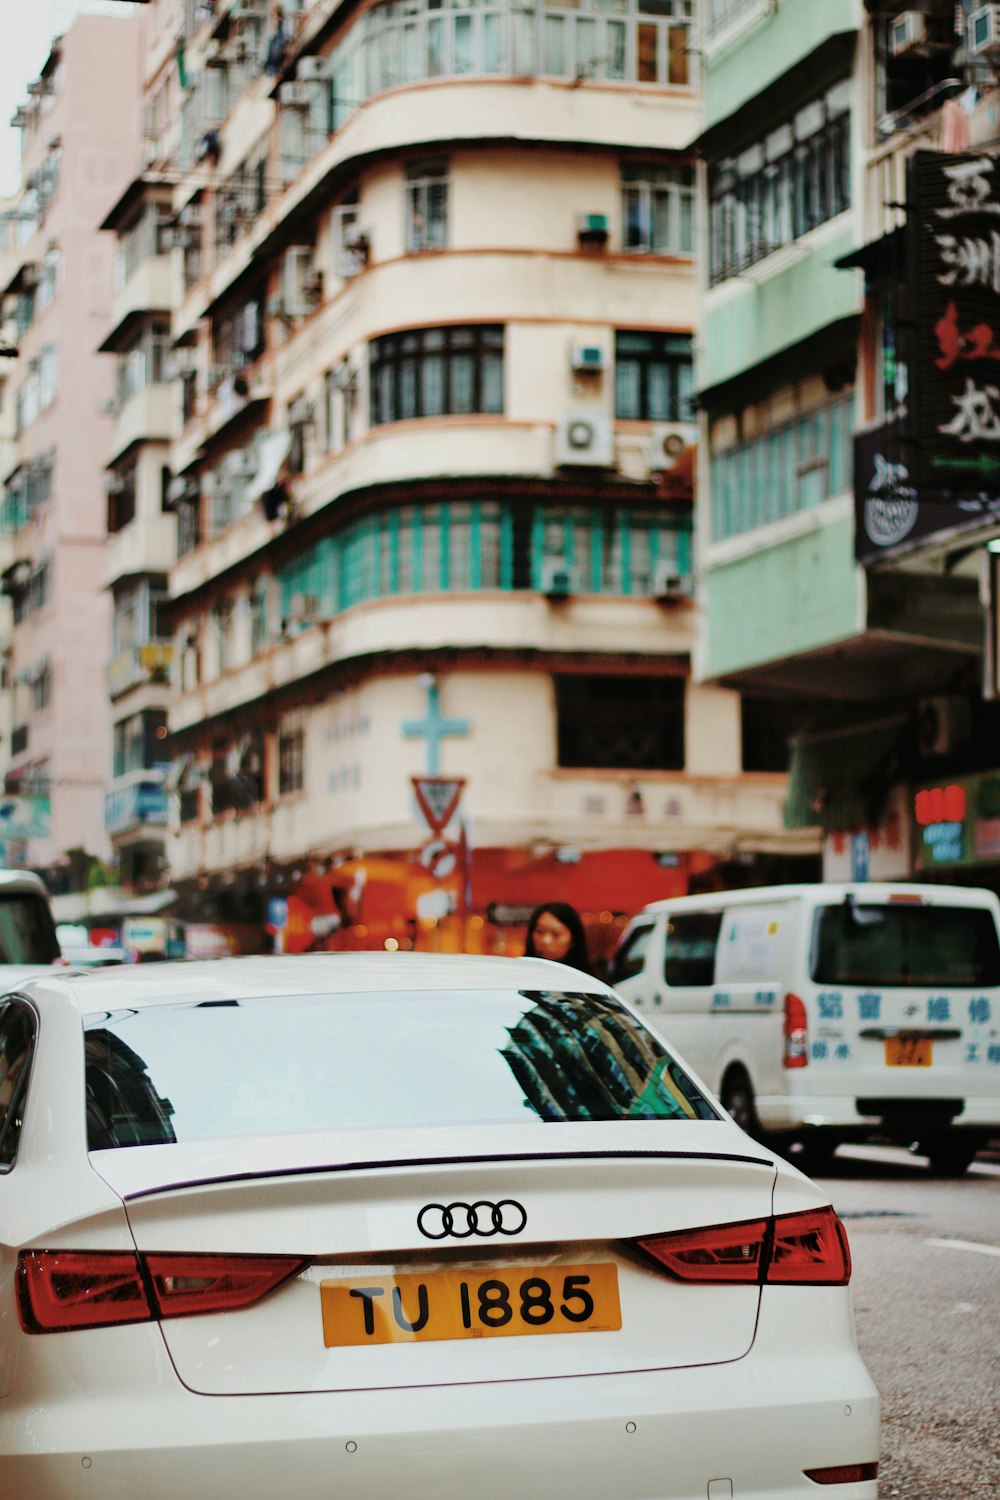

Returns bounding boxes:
[637,881,1000,915]
[17,951,609,1013]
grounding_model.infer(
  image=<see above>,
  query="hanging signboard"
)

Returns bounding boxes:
[411,776,465,833]
[910,150,1000,494]
[0,795,50,839]
[853,423,1000,563]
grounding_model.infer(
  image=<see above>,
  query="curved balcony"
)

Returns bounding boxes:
[170,589,695,735]
[108,383,175,466]
[175,74,696,340]
[105,255,176,348]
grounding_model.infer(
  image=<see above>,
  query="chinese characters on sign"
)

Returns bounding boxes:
[912,151,1000,487]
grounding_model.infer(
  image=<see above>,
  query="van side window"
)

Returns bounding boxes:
[609,921,654,983]
[0,999,37,1171]
[664,912,723,986]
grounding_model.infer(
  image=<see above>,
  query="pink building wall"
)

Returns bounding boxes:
[9,15,142,869]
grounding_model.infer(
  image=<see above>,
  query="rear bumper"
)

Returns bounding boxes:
[0,1289,879,1500]
[758,1092,1000,1136]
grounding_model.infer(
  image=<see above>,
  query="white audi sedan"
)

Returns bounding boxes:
[0,954,879,1499]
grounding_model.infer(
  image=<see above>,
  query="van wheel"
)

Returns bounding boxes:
[796,1136,839,1173]
[921,1139,978,1177]
[720,1072,759,1138]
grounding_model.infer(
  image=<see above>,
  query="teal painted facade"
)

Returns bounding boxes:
[275,499,693,625]
[702,221,859,394]
[704,515,860,679]
[703,0,859,133]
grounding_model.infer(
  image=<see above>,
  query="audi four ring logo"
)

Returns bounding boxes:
[417,1199,528,1240]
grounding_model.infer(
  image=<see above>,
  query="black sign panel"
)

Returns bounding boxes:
[911,150,1000,492]
[854,422,1000,564]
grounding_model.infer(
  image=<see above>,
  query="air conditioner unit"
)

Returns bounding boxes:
[969,4,1000,56]
[554,413,614,468]
[539,557,578,598]
[577,212,610,245]
[167,474,197,505]
[650,562,692,601]
[570,342,605,374]
[888,11,927,56]
[279,82,315,108]
[102,473,126,496]
[296,57,324,80]
[916,696,971,758]
[226,447,257,477]
[343,224,371,258]
[647,422,695,472]
[302,268,324,305]
[287,591,320,625]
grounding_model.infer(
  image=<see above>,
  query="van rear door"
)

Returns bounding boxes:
[804,892,1000,1119]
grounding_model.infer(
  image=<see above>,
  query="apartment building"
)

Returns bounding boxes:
[696,0,1000,889]
[0,14,142,895]
[103,0,817,957]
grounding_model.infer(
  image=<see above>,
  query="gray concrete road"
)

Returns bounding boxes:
[810,1146,1000,1500]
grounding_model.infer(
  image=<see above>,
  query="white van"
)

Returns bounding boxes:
[0,870,60,983]
[608,882,1000,1175]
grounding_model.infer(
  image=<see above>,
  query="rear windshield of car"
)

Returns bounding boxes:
[812,902,1000,988]
[0,894,59,964]
[83,989,717,1149]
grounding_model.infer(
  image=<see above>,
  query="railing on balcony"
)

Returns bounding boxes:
[104,778,170,837]
[106,642,175,700]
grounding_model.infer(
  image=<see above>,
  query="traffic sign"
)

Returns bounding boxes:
[412,776,465,833]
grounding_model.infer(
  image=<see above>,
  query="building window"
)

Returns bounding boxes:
[704,0,766,41]
[177,494,202,557]
[113,710,168,778]
[622,163,694,255]
[615,331,694,421]
[709,79,851,286]
[710,389,854,541]
[370,325,504,425]
[405,160,448,251]
[250,579,270,655]
[278,716,305,796]
[331,193,363,279]
[115,323,169,408]
[31,660,52,713]
[274,499,691,616]
[320,0,692,143]
[106,463,137,534]
[555,674,686,769]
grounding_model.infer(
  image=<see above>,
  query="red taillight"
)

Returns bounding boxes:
[635,1218,768,1283]
[17,1250,307,1334]
[634,1206,851,1286]
[804,1462,879,1484]
[783,991,808,1068]
[770,1207,851,1284]
[17,1250,151,1333]
[145,1252,306,1318]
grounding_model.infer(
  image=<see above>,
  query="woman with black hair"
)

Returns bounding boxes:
[523,902,591,975]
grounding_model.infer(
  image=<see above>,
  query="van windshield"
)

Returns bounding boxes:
[0,893,59,964]
[812,902,1000,988]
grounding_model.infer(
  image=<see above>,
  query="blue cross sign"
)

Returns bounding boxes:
[402,678,470,774]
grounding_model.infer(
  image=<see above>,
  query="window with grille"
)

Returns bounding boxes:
[370,325,504,425]
[556,674,686,769]
[615,331,694,421]
[622,163,694,255]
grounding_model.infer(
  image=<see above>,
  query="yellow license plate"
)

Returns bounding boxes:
[885,1036,933,1067]
[320,1262,621,1348]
